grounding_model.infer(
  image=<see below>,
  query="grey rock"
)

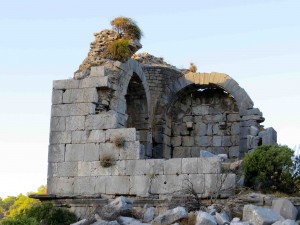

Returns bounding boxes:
[110,196,133,210]
[152,207,188,225]
[91,220,120,225]
[71,219,87,225]
[272,219,298,225]
[117,216,149,225]
[143,207,155,223]
[250,126,259,136]
[217,154,228,162]
[196,211,217,225]
[215,212,230,225]
[243,204,283,225]
[200,150,216,158]
[272,198,298,220]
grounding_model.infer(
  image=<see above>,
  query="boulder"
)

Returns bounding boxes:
[272,219,298,225]
[272,198,298,220]
[117,216,149,225]
[152,207,188,225]
[196,211,217,225]
[91,220,120,225]
[243,204,283,225]
[143,207,155,223]
[71,219,87,225]
[215,212,230,225]
[200,150,216,158]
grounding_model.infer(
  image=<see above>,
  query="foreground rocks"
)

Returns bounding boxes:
[71,196,299,225]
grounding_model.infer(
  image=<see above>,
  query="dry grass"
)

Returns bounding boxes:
[104,39,131,61]
[189,63,197,73]
[114,136,125,148]
[100,151,115,168]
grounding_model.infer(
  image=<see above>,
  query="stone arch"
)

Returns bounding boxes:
[152,72,256,159]
[114,59,152,156]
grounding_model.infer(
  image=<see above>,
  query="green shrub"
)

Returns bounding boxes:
[111,17,142,40]
[0,202,77,225]
[243,145,295,193]
[105,39,131,61]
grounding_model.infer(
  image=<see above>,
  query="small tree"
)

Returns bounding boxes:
[111,17,143,40]
[243,145,295,193]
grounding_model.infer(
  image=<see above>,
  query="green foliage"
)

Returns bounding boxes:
[8,194,39,218]
[110,17,142,40]
[243,145,295,193]
[105,39,131,61]
[0,202,77,225]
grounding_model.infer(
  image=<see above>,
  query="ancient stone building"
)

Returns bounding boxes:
[45,28,277,216]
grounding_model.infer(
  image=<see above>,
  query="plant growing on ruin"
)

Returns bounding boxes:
[189,63,197,73]
[105,39,131,61]
[243,145,296,193]
[111,17,143,40]
[114,136,125,148]
[100,151,116,168]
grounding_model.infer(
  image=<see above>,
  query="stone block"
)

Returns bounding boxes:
[196,211,217,225]
[243,204,283,225]
[247,135,259,150]
[182,136,194,147]
[85,112,119,130]
[79,76,108,88]
[48,144,65,163]
[213,136,222,147]
[152,207,188,225]
[111,160,126,176]
[192,105,209,115]
[50,117,66,131]
[220,173,236,197]
[272,198,298,220]
[47,178,56,194]
[90,161,112,176]
[94,176,107,193]
[250,126,259,136]
[87,130,105,143]
[66,116,85,131]
[200,150,216,158]
[106,128,138,142]
[125,160,146,175]
[74,177,96,194]
[129,175,151,196]
[51,103,95,117]
[222,136,232,147]
[65,144,85,161]
[99,142,120,160]
[171,136,181,147]
[83,88,98,103]
[198,157,221,174]
[195,136,212,147]
[53,79,79,90]
[56,177,75,194]
[195,123,207,136]
[231,122,240,135]
[229,146,240,158]
[78,161,91,176]
[261,127,277,145]
[150,175,184,194]
[204,174,222,197]
[182,158,198,174]
[72,131,88,143]
[120,141,143,160]
[63,89,84,103]
[52,90,63,104]
[57,162,78,177]
[173,147,191,158]
[84,143,100,161]
[231,135,240,145]
[227,113,240,122]
[105,176,130,195]
[145,159,165,175]
[90,66,106,77]
[188,174,205,194]
[164,158,182,175]
[272,219,298,225]
[48,163,58,177]
[50,131,71,144]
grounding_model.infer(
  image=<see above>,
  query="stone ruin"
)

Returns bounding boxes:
[44,26,278,216]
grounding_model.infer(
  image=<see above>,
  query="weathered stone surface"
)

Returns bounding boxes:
[243,204,283,225]
[215,212,230,225]
[84,143,100,161]
[85,111,119,130]
[66,116,85,130]
[72,131,88,143]
[196,211,217,225]
[150,175,184,194]
[106,128,138,142]
[70,219,87,225]
[50,117,66,131]
[250,126,259,136]
[182,158,198,174]
[188,174,205,193]
[90,66,106,77]
[52,103,95,116]
[145,159,165,175]
[65,144,85,161]
[53,79,80,90]
[87,130,106,143]
[143,207,155,223]
[195,136,212,147]
[48,144,65,163]
[50,131,71,144]
[164,158,181,175]
[117,216,148,225]
[272,198,298,220]
[105,177,130,194]
[57,162,78,177]
[125,160,146,175]
[120,141,144,160]
[79,76,109,88]
[91,220,120,225]
[74,177,96,194]
[198,157,221,174]
[200,150,216,158]
[261,127,277,145]
[52,90,63,104]
[152,207,188,225]
[129,176,150,196]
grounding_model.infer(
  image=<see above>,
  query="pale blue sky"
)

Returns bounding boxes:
[0,0,299,198]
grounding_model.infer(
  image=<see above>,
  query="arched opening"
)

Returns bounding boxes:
[165,84,240,159]
[125,73,151,156]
